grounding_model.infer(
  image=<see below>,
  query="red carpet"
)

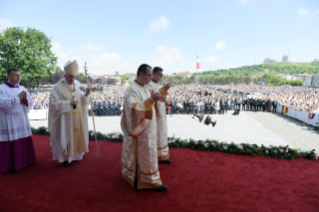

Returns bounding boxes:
[1,134,319,212]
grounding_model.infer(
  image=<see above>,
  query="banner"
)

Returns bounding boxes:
[277,105,317,126]
[308,113,318,126]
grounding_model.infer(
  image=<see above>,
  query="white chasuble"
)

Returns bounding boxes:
[48,78,89,163]
[0,84,33,141]
[121,80,162,189]
[145,80,169,161]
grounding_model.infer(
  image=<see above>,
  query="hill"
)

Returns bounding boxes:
[197,62,319,77]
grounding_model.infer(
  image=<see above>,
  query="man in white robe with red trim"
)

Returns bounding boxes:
[145,66,172,163]
[0,68,36,173]
[121,64,168,191]
[48,60,91,167]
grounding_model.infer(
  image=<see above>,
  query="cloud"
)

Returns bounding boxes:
[51,42,137,75]
[0,18,13,32]
[152,47,222,74]
[215,41,227,51]
[152,46,180,67]
[297,8,319,17]
[203,56,220,64]
[238,0,250,4]
[80,43,105,53]
[52,43,204,75]
[156,46,182,59]
[297,8,311,17]
[51,42,70,63]
[150,46,192,74]
[149,16,170,31]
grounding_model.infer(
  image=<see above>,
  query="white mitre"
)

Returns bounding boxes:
[64,60,79,75]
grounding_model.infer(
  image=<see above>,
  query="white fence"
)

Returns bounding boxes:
[276,106,319,126]
[28,107,319,127]
[29,109,48,120]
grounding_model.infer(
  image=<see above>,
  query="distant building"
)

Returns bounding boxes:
[296,73,313,86]
[93,75,108,84]
[297,73,311,77]
[93,71,122,85]
[125,73,136,78]
[277,74,297,80]
[312,75,319,87]
[107,71,122,85]
[177,72,193,77]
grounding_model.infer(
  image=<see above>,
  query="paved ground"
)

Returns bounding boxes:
[30,111,294,148]
[245,111,319,151]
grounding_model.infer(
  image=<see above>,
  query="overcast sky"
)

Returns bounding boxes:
[0,0,318,75]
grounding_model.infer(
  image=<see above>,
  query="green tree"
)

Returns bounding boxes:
[244,76,252,85]
[282,55,288,62]
[311,59,319,66]
[55,66,64,76]
[263,58,276,64]
[119,75,128,84]
[0,27,57,86]
[76,73,86,83]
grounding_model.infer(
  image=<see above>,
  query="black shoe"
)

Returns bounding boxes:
[159,159,172,164]
[9,169,20,173]
[63,161,70,167]
[155,184,168,192]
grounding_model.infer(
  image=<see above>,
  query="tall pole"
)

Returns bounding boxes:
[84,62,99,153]
[194,55,197,91]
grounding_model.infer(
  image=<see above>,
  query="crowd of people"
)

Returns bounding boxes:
[141,84,319,115]
[28,84,319,116]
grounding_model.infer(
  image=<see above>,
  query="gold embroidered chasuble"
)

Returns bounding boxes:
[145,80,169,161]
[121,80,162,189]
[48,79,89,157]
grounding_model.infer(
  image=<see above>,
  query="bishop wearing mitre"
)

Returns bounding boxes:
[48,60,91,167]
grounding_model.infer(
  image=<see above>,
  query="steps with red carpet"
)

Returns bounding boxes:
[0,134,319,212]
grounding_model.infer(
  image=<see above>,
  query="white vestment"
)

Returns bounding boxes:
[145,80,169,161]
[121,80,162,189]
[0,84,33,142]
[48,78,89,163]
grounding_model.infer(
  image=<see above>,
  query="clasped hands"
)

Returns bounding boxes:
[163,83,171,92]
[18,91,27,101]
[18,91,28,106]
[150,83,171,102]
[151,90,162,102]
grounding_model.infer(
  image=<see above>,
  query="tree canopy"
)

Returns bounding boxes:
[262,73,304,86]
[263,58,276,64]
[311,59,319,66]
[0,27,57,86]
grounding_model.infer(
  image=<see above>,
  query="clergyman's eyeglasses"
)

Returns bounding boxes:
[11,74,22,78]
[144,73,152,78]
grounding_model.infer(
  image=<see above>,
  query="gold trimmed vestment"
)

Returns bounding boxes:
[121,80,162,189]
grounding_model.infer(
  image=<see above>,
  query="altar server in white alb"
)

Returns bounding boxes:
[48,60,91,167]
[145,67,172,163]
[0,68,36,173]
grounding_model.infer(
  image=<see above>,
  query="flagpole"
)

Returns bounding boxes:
[194,55,197,92]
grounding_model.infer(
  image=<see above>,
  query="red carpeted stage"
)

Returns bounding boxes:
[1,134,319,212]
